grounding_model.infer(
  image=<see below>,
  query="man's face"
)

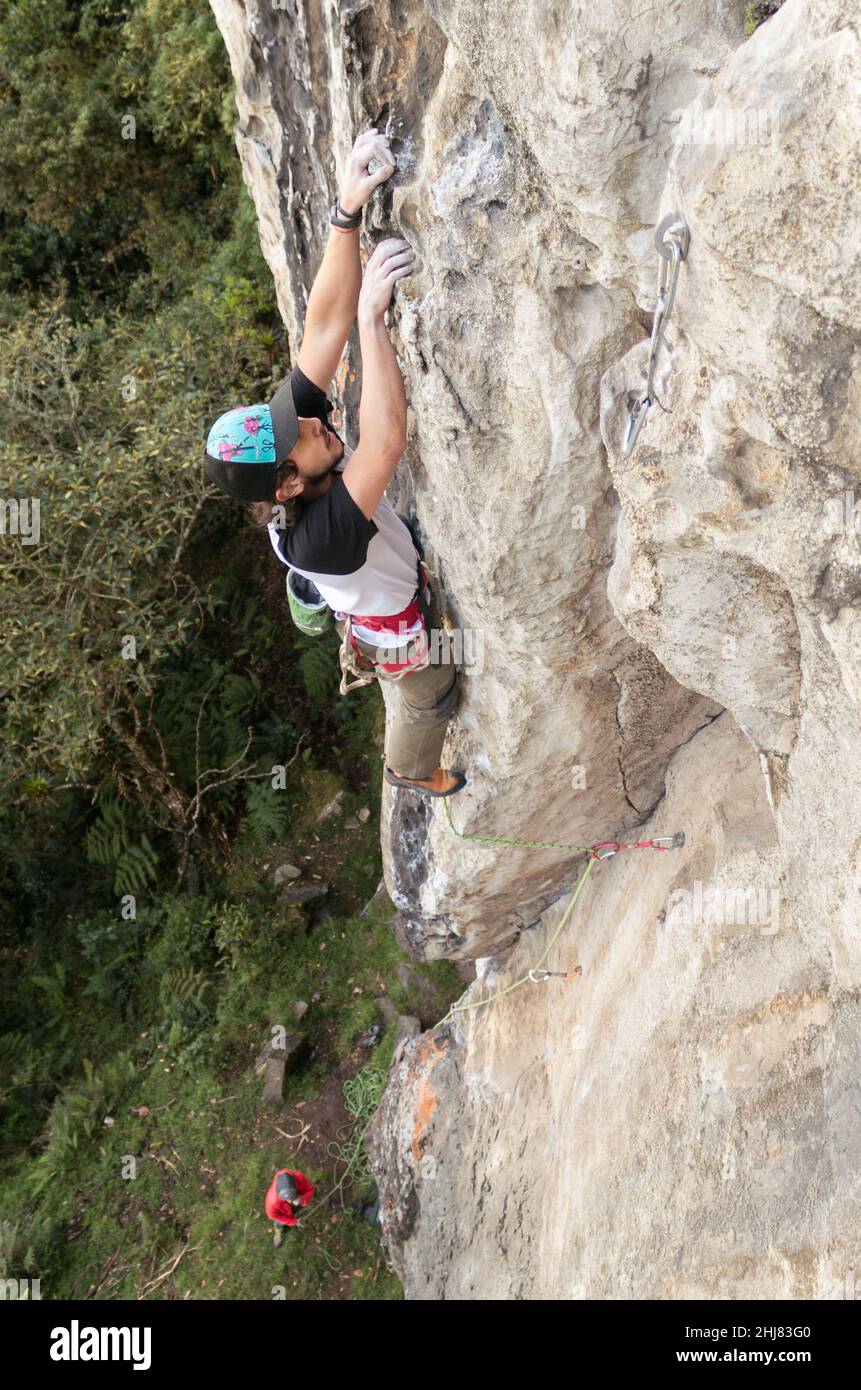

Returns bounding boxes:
[276,416,344,502]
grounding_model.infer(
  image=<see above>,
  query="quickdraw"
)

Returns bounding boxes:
[437,803,686,1022]
[588,834,683,860]
[621,212,690,458]
[442,795,685,859]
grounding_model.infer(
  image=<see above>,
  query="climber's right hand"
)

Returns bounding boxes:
[358,237,415,321]
[339,127,395,215]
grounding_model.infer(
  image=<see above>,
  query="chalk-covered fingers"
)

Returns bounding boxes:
[340,128,397,214]
[359,238,416,318]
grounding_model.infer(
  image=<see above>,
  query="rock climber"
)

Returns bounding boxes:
[265,1167,315,1246]
[204,127,466,799]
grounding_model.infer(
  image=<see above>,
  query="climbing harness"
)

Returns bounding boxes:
[621,212,690,458]
[438,798,685,1023]
[337,613,430,694]
[337,557,435,696]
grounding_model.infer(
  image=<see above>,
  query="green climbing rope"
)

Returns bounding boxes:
[293,1058,388,1236]
[437,794,684,1022]
[442,794,594,853]
[326,1065,388,1206]
[438,856,596,1024]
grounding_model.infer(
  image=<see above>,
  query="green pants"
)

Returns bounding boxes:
[334,590,459,780]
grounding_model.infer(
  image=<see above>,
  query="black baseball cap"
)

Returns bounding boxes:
[204,375,300,502]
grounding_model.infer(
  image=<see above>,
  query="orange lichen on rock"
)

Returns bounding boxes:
[408,1032,448,1166]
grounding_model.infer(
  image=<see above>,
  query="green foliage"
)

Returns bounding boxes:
[298,636,339,701]
[208,570,280,659]
[0,873,459,1297]
[0,283,275,795]
[0,0,414,1305]
[141,570,297,836]
[242,779,291,847]
[0,0,280,813]
[0,1213,63,1287]
[152,660,252,792]
[744,1,784,34]
[85,792,159,894]
[159,966,214,1020]
[30,961,68,1014]
[76,912,146,1005]
[210,902,260,972]
[337,996,380,1055]
[142,896,219,976]
[0,1031,39,1110]
[28,1051,138,1197]
[0,0,238,309]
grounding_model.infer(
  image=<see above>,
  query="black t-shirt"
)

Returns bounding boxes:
[289,361,337,437]
[275,365,379,574]
[268,365,418,622]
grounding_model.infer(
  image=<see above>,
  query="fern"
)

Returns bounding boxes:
[85,792,158,894]
[113,835,158,895]
[159,968,213,1033]
[85,793,127,867]
[252,713,298,761]
[0,1032,36,1105]
[298,641,334,700]
[209,575,278,657]
[220,670,259,718]
[242,778,290,847]
[31,962,66,1012]
[164,971,202,1005]
[27,1051,138,1197]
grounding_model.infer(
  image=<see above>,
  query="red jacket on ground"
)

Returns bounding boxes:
[265,1168,315,1226]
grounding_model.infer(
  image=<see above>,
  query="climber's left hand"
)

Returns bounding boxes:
[339,128,395,216]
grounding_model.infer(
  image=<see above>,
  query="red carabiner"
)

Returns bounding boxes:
[589,841,621,861]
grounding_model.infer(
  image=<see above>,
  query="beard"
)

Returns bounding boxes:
[298,441,345,500]
[321,438,345,477]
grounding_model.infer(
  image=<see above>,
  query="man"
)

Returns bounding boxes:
[264,1167,314,1247]
[204,128,465,798]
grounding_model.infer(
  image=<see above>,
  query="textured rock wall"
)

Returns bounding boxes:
[211,0,861,1298]
[602,0,861,991]
[369,715,861,1298]
[210,0,725,957]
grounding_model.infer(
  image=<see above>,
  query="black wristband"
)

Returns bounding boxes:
[331,200,362,229]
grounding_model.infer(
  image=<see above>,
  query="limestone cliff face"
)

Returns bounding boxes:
[211,0,861,1297]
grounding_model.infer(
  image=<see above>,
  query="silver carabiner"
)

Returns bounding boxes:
[655,213,690,263]
[650,831,686,850]
[622,394,651,456]
[621,213,689,459]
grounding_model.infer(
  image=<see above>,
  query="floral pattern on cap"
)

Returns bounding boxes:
[206,404,276,465]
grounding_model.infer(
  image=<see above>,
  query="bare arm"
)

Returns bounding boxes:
[296,226,362,393]
[296,128,395,392]
[342,238,415,521]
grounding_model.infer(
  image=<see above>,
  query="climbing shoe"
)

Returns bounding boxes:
[384,766,467,797]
